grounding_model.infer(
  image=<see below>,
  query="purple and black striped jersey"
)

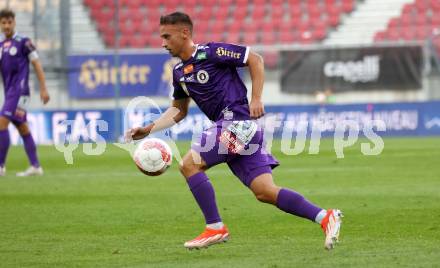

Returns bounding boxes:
[172,42,251,121]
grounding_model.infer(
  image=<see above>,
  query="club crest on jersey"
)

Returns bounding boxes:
[197,70,209,84]
[9,46,17,56]
[4,41,11,48]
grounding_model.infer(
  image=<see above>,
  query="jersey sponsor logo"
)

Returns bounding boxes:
[215,47,241,59]
[196,52,207,60]
[9,46,17,56]
[196,70,209,84]
[183,64,194,74]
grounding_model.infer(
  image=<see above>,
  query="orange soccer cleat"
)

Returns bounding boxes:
[184,225,230,249]
[321,209,343,250]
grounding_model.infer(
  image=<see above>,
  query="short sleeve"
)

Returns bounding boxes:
[172,75,189,100]
[207,42,250,67]
[23,38,38,60]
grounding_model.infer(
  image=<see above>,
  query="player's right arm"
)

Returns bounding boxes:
[127,97,190,141]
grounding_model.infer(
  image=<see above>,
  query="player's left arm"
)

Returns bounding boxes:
[24,38,50,104]
[31,59,50,105]
[246,51,265,119]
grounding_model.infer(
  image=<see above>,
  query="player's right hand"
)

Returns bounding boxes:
[125,127,150,142]
[40,88,50,105]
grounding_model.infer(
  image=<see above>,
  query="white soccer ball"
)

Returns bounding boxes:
[133,138,172,176]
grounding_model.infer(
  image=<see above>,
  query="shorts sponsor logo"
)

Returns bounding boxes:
[220,129,245,154]
[197,70,209,84]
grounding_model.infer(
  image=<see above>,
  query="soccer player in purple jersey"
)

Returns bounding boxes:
[0,9,50,177]
[127,12,342,250]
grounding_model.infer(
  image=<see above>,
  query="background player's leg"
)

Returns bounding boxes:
[249,173,326,223]
[14,122,43,177]
[0,116,11,172]
[16,122,40,168]
[179,150,222,225]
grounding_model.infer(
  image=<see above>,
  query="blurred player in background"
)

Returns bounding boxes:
[127,12,343,250]
[0,9,50,176]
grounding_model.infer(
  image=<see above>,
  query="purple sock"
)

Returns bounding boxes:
[22,133,40,167]
[276,188,322,222]
[0,129,10,167]
[187,172,222,224]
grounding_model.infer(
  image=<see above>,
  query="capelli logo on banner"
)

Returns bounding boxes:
[323,55,381,83]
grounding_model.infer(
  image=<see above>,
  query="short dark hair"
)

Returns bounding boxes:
[160,12,193,33]
[0,9,15,20]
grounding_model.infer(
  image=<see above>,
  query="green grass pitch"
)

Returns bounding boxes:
[0,138,439,267]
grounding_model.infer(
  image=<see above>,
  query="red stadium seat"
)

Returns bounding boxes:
[216,7,230,19]
[235,0,249,8]
[271,6,284,19]
[211,21,226,33]
[148,34,162,48]
[313,28,327,40]
[243,32,258,45]
[388,18,400,29]
[415,0,429,13]
[387,28,400,41]
[279,31,295,43]
[374,31,386,42]
[401,3,414,15]
[252,6,266,21]
[324,0,337,7]
[85,0,358,48]
[260,31,276,45]
[253,0,266,5]
[342,0,355,13]
[400,13,412,26]
[432,16,440,26]
[120,0,142,9]
[225,32,241,44]
[289,6,302,20]
[243,22,258,33]
[262,51,279,69]
[401,26,416,41]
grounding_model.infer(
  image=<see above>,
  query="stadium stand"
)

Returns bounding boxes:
[374,0,440,53]
[82,0,358,48]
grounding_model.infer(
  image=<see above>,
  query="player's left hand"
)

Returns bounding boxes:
[40,88,50,105]
[250,98,265,119]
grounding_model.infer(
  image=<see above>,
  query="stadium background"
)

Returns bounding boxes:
[1,0,440,267]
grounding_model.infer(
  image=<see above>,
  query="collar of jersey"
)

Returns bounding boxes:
[182,44,199,64]
[2,32,18,41]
